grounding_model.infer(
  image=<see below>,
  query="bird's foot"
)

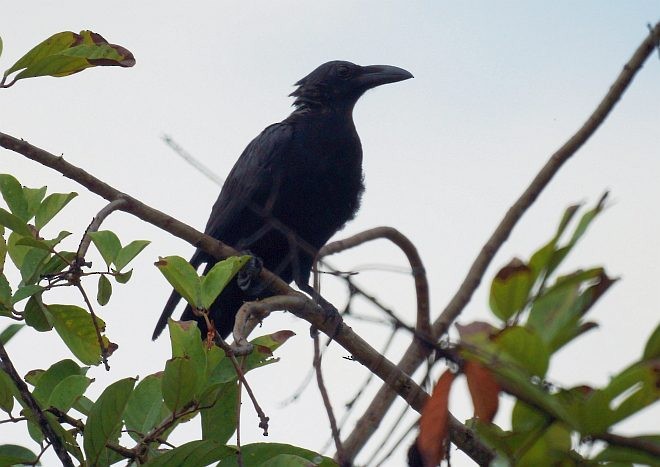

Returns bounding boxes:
[237,253,263,294]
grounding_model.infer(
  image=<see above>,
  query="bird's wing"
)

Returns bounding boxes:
[152,122,293,340]
[202,121,294,245]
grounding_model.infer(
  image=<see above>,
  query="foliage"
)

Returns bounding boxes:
[413,198,660,466]
[0,168,331,465]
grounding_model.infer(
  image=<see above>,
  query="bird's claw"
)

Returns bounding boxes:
[237,254,263,294]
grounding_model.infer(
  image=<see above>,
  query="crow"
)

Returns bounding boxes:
[153,60,413,340]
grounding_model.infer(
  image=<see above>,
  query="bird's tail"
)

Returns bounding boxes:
[152,288,181,340]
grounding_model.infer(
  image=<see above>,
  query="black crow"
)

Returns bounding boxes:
[153,60,412,340]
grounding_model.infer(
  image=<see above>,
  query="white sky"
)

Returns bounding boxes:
[1,2,659,466]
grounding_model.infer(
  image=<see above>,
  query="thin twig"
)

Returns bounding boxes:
[77,198,127,259]
[215,335,269,436]
[0,343,74,467]
[312,329,345,465]
[339,21,660,461]
[75,283,110,371]
[320,226,431,337]
[47,407,136,459]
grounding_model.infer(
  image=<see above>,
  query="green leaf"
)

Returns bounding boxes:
[462,346,576,427]
[200,255,250,309]
[643,323,660,360]
[97,274,112,306]
[0,369,16,413]
[24,295,54,331]
[200,381,239,443]
[114,268,133,284]
[24,369,45,387]
[4,32,77,77]
[494,326,550,377]
[162,357,199,412]
[48,374,92,413]
[0,274,11,312]
[219,443,336,467]
[114,239,150,271]
[210,331,294,384]
[528,268,613,352]
[0,174,29,221]
[73,395,94,416]
[4,30,135,85]
[16,230,71,251]
[0,36,3,58]
[0,445,38,465]
[517,422,572,466]
[592,361,660,430]
[19,245,49,285]
[124,374,170,443]
[594,435,660,465]
[0,207,31,236]
[155,255,202,309]
[261,454,321,466]
[511,400,552,434]
[83,377,136,466]
[12,284,43,304]
[143,440,236,467]
[32,359,85,406]
[22,186,47,220]
[41,250,75,277]
[50,304,108,365]
[6,232,30,269]
[34,192,78,229]
[0,234,6,273]
[88,230,121,268]
[0,323,23,345]
[489,259,533,321]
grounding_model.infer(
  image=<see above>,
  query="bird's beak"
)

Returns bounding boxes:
[355,65,414,90]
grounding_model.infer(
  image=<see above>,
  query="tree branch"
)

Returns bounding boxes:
[0,129,492,463]
[0,343,74,467]
[339,20,660,461]
[320,226,431,337]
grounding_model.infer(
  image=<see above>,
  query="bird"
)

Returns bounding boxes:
[153,60,413,340]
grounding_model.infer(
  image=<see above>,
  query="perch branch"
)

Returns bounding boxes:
[0,343,74,467]
[0,130,492,463]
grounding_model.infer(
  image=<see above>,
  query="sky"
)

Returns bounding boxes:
[1,2,659,466]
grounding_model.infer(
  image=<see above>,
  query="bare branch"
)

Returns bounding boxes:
[312,329,345,465]
[77,198,127,259]
[215,335,270,436]
[0,343,74,467]
[340,20,660,461]
[75,283,111,370]
[321,226,430,337]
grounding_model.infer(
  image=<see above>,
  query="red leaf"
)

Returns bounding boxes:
[417,370,455,466]
[465,361,500,422]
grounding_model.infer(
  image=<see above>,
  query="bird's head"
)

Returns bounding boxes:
[290,60,413,111]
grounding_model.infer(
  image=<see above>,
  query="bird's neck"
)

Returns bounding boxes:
[288,103,356,129]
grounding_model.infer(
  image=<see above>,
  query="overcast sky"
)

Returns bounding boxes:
[1,2,659,466]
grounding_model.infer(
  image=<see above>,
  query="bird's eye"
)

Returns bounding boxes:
[337,65,352,79]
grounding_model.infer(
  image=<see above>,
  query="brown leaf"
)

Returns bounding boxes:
[418,370,456,466]
[464,361,500,422]
[270,330,296,343]
[494,257,530,281]
[456,321,497,340]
